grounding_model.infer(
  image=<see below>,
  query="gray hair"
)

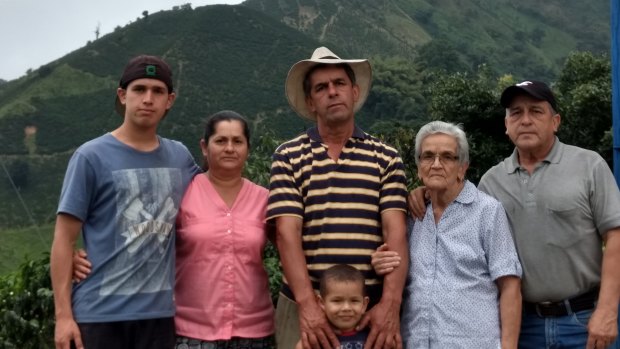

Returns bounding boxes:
[414,121,469,166]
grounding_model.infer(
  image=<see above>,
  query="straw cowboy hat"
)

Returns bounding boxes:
[285,46,372,121]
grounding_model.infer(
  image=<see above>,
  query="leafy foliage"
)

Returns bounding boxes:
[263,242,282,305]
[555,52,613,165]
[244,131,281,188]
[415,39,471,74]
[0,255,54,348]
[369,120,421,190]
[245,132,283,303]
[426,67,512,183]
[362,56,427,125]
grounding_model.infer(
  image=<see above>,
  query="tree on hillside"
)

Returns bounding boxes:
[416,39,470,74]
[369,121,420,189]
[364,57,427,123]
[362,57,432,186]
[244,132,280,188]
[555,52,612,165]
[426,66,511,183]
[37,66,53,79]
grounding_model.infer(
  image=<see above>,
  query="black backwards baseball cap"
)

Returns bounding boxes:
[115,55,174,116]
[500,80,558,111]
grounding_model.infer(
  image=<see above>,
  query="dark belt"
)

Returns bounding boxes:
[524,287,599,317]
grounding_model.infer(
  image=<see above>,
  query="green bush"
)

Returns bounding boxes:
[0,254,54,349]
[263,241,282,304]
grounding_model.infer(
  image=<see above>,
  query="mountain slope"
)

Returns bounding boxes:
[0,5,320,156]
[243,0,610,79]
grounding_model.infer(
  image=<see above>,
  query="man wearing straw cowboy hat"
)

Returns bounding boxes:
[267,47,409,349]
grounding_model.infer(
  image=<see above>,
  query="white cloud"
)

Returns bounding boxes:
[0,0,243,81]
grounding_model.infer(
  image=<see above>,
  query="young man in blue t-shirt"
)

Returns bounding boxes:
[50,55,200,349]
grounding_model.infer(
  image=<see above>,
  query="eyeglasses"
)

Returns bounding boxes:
[419,152,460,165]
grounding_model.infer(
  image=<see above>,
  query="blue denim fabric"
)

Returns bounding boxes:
[519,308,620,348]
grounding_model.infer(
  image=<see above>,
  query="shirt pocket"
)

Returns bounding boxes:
[544,203,586,248]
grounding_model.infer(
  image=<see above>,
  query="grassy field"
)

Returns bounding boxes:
[0,224,53,275]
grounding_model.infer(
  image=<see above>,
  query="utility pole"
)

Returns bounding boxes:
[95,22,101,40]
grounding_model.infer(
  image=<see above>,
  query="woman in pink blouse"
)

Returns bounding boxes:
[73,111,275,348]
[174,110,274,348]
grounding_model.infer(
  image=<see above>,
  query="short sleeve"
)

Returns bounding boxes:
[266,149,304,221]
[57,151,97,221]
[379,155,408,213]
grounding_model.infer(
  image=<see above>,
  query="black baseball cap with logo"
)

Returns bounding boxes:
[500,80,558,111]
[115,55,174,116]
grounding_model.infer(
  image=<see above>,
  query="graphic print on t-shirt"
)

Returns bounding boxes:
[100,167,181,296]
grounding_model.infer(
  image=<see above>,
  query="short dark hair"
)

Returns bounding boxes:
[202,110,250,171]
[319,264,366,297]
[302,63,356,97]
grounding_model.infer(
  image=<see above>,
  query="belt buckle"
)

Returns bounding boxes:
[535,301,554,317]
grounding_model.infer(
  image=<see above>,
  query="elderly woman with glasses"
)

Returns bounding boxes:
[372,121,523,349]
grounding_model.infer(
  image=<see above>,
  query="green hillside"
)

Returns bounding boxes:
[244,0,609,80]
[0,5,317,157]
[0,224,53,275]
[0,1,611,269]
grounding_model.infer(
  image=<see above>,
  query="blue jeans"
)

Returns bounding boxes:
[519,308,620,348]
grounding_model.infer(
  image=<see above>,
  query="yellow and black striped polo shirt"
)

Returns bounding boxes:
[267,125,408,305]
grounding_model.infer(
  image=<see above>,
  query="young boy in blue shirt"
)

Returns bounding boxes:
[296,264,370,349]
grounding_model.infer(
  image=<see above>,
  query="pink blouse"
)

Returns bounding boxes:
[175,175,274,340]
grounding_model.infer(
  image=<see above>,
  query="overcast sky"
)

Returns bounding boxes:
[0,0,244,81]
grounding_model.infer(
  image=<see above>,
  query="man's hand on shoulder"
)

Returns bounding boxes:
[357,298,402,349]
[407,186,427,220]
[298,297,339,349]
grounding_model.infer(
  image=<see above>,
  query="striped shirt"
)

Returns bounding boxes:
[267,126,408,304]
